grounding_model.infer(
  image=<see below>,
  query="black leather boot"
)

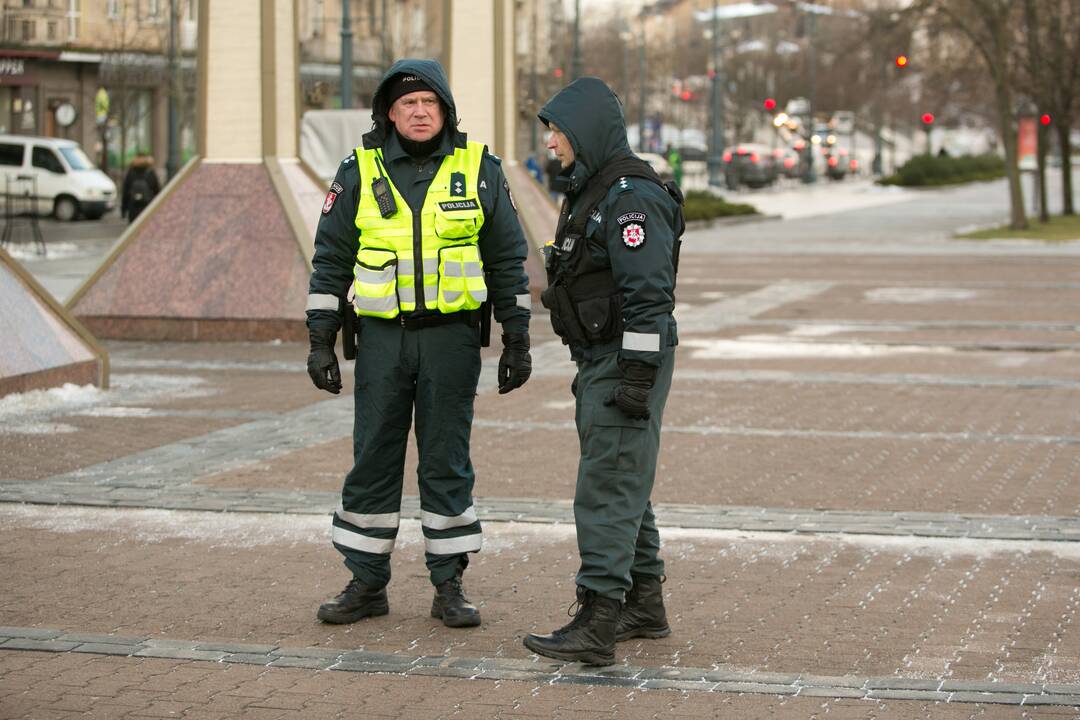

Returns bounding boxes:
[431,574,481,628]
[523,586,621,666]
[616,574,670,641]
[316,577,389,624]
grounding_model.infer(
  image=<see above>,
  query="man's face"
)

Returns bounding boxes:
[546,124,575,168]
[388,90,445,142]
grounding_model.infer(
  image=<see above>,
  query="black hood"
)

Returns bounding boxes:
[363,58,465,149]
[538,77,633,193]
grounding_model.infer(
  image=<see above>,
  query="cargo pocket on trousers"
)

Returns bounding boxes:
[581,399,648,474]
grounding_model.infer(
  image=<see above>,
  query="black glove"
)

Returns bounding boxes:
[604,360,656,420]
[307,326,342,394]
[498,332,532,394]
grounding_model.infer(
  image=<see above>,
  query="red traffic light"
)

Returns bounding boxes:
[895,55,909,68]
[680,90,693,101]
[763,97,777,111]
[553,68,563,78]
[1040,114,1052,126]
[921,112,935,125]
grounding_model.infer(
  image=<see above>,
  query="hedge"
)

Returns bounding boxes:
[682,190,758,222]
[879,153,1006,187]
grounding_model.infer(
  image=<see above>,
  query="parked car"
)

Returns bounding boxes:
[823,146,851,181]
[0,134,117,220]
[722,143,778,189]
[772,146,801,179]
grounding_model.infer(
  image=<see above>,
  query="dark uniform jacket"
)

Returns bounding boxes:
[307,59,531,337]
[538,78,680,367]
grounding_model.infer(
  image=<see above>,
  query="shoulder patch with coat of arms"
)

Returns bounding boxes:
[617,211,646,249]
[322,181,344,214]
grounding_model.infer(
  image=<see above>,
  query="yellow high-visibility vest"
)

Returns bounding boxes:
[350,141,488,318]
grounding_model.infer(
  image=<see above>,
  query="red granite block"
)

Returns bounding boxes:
[72,163,311,341]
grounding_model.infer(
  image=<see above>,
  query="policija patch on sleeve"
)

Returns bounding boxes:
[322,181,344,214]
[617,211,647,249]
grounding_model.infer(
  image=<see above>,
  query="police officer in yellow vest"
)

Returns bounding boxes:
[306,60,533,628]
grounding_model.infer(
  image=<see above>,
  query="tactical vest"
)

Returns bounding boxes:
[541,156,684,347]
[350,141,488,318]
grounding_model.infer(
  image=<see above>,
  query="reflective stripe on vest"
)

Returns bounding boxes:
[351,142,488,318]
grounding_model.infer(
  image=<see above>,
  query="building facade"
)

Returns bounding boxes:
[0,0,197,177]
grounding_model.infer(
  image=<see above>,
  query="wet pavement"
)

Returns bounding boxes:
[2,181,1080,718]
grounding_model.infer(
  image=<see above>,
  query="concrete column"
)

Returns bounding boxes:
[445,0,516,161]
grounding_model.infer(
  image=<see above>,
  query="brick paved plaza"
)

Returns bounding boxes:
[3,182,1080,718]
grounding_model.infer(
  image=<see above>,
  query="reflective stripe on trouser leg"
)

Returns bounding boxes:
[572,349,674,599]
[413,320,483,585]
[334,317,416,588]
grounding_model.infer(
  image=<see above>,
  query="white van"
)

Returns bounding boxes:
[0,134,117,221]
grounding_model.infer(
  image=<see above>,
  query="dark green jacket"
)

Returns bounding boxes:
[307,59,531,336]
[538,77,679,366]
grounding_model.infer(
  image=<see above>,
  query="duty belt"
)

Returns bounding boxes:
[391,310,480,331]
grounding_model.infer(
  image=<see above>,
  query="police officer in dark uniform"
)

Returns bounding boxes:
[306,59,533,629]
[523,77,683,665]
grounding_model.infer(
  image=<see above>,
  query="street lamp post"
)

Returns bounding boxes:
[529,0,539,158]
[165,0,180,180]
[572,0,583,80]
[706,0,725,186]
[801,8,816,184]
[638,15,647,152]
[340,0,353,109]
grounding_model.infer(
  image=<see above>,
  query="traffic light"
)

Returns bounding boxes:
[921,112,935,125]
[763,97,777,111]
[1040,114,1052,126]
[553,68,563,78]
[895,54,909,68]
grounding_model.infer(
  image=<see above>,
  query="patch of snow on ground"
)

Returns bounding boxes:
[5,241,87,261]
[864,287,978,303]
[683,336,954,359]
[0,374,213,434]
[2,505,1074,559]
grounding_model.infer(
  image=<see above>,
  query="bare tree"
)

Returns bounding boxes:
[923,0,1027,230]
[100,1,165,172]
[1018,0,1079,216]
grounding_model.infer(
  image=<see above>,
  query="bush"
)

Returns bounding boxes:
[682,190,758,222]
[879,153,1006,187]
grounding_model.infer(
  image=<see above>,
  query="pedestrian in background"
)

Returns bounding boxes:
[120,152,160,222]
[666,145,683,189]
[305,59,533,629]
[524,77,684,666]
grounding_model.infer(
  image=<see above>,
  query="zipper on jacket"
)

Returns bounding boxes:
[412,207,424,308]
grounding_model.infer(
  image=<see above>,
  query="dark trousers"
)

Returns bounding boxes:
[573,349,674,599]
[331,316,483,587]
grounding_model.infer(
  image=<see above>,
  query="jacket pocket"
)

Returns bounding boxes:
[434,207,482,239]
[436,244,487,313]
[575,295,622,344]
[352,247,399,318]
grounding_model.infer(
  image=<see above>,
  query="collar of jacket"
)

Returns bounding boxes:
[380,128,455,165]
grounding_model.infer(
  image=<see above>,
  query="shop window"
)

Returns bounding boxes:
[32,147,65,174]
[107,89,153,167]
[0,143,24,167]
[12,96,35,132]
